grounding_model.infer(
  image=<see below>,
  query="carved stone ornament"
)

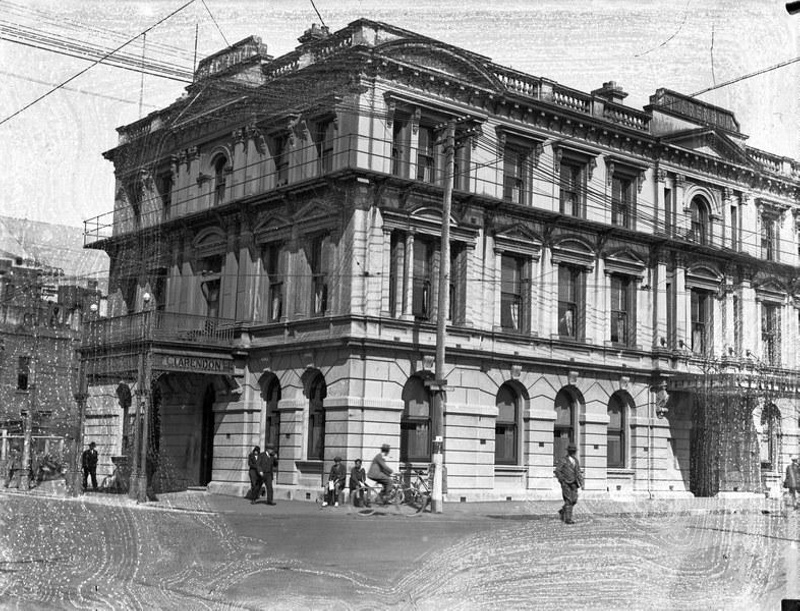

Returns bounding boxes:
[567,370,579,386]
[511,364,522,379]
[588,158,596,180]
[656,168,667,183]
[637,169,647,193]
[411,108,421,135]
[619,376,630,391]
[386,99,396,129]
[422,354,435,371]
[606,159,615,187]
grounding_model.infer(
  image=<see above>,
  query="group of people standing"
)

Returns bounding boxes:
[322,444,395,508]
[247,445,278,505]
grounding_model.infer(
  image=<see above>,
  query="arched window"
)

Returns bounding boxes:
[495,384,519,465]
[307,374,326,460]
[760,404,782,471]
[401,376,431,463]
[213,155,228,205]
[689,196,710,245]
[263,377,281,455]
[554,389,576,463]
[607,393,628,469]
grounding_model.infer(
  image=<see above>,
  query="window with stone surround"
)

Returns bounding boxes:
[391,110,411,178]
[760,404,781,471]
[309,235,329,317]
[559,159,584,217]
[401,376,431,463]
[262,243,284,322]
[503,144,528,205]
[558,265,584,340]
[761,212,779,262]
[262,376,281,456]
[495,384,519,465]
[500,254,526,332]
[315,116,336,175]
[412,238,435,320]
[270,133,290,186]
[416,124,440,184]
[212,154,228,205]
[690,288,712,355]
[761,302,781,366]
[554,389,577,465]
[611,174,634,229]
[17,356,30,391]
[307,374,326,461]
[689,196,711,245]
[610,274,635,346]
[607,392,630,469]
[199,254,223,320]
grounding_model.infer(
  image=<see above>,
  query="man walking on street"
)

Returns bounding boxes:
[4,446,23,489]
[555,442,584,524]
[81,441,99,492]
[257,445,277,505]
[247,445,261,504]
[785,456,800,509]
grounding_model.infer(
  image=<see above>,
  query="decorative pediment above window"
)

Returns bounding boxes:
[382,207,478,243]
[754,279,787,304]
[383,91,488,129]
[550,237,595,270]
[493,225,542,259]
[253,212,292,243]
[604,155,648,193]
[660,127,753,167]
[685,264,722,292]
[553,144,599,180]
[603,249,646,278]
[194,228,227,256]
[495,125,544,165]
[756,198,790,222]
[377,40,501,91]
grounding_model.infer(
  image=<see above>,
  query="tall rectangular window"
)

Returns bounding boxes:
[611,175,634,228]
[316,118,336,174]
[412,239,434,319]
[200,255,223,320]
[666,278,676,348]
[559,160,584,217]
[610,275,633,346]
[500,254,525,331]
[558,265,583,339]
[310,236,328,316]
[273,134,289,186]
[761,215,778,261]
[264,244,283,322]
[448,246,464,324]
[503,146,526,204]
[690,289,712,355]
[17,356,30,390]
[762,303,780,366]
[416,125,437,184]
[730,205,739,251]
[391,113,410,178]
[733,295,742,356]
[664,187,672,234]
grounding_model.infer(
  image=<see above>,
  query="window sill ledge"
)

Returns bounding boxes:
[607,468,635,477]
[494,465,527,474]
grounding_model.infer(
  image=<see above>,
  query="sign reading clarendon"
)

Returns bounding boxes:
[156,353,234,375]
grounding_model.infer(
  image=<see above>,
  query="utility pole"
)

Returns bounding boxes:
[431,120,455,514]
[73,302,97,496]
[129,292,151,502]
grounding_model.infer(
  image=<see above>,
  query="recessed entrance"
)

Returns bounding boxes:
[200,384,215,486]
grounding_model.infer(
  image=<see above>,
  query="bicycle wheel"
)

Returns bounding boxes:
[355,487,380,516]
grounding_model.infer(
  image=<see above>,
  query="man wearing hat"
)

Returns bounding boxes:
[256,445,278,505]
[349,458,368,507]
[81,441,99,492]
[323,456,346,507]
[785,456,800,509]
[368,444,394,502]
[555,442,584,524]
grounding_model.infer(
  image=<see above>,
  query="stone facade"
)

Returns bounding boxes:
[83,20,800,500]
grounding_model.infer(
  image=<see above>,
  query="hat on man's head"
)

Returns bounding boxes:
[89,442,96,447]
[355,458,362,464]
[381,443,391,452]
[566,443,577,452]
[334,456,342,462]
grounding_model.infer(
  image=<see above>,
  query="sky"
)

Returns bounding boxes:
[1,0,798,229]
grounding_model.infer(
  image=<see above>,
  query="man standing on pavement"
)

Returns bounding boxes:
[555,442,584,524]
[3,445,23,489]
[81,441,99,492]
[368,444,394,501]
[256,445,277,505]
[785,456,800,509]
[247,445,261,503]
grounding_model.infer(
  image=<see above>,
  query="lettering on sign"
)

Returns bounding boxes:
[158,354,234,374]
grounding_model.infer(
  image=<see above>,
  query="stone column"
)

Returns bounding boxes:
[675,255,688,349]
[231,129,247,201]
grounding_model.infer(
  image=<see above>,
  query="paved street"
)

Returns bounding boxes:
[0,490,798,610]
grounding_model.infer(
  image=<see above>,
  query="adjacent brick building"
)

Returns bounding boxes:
[83,20,800,500]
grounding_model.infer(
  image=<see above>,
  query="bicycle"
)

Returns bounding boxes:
[400,468,431,514]
[354,474,405,516]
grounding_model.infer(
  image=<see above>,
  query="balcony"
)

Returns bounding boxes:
[83,311,236,350]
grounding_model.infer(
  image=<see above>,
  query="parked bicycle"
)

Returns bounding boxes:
[400,468,431,514]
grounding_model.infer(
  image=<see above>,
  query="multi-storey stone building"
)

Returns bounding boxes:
[82,20,800,500]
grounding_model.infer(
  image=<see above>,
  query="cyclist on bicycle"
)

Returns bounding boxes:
[368,444,393,502]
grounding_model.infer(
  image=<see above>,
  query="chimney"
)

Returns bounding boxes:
[298,23,330,44]
[592,81,628,105]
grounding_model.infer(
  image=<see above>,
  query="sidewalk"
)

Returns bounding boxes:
[5,481,794,520]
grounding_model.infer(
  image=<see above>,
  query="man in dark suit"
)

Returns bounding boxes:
[555,442,584,524]
[256,445,278,505]
[81,441,99,492]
